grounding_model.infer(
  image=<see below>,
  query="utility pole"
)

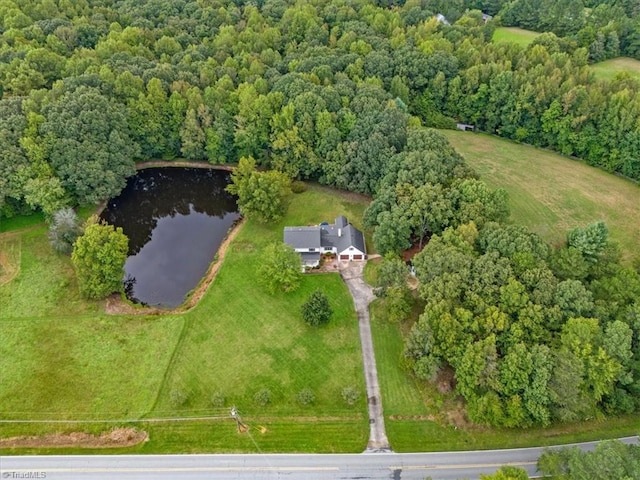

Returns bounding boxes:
[230,406,249,433]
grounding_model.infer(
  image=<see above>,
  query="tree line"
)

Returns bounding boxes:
[402,218,640,427]
[2,0,640,219]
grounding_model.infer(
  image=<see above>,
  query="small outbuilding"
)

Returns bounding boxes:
[284,216,367,268]
[456,123,475,132]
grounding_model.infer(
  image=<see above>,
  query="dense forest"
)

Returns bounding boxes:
[2,0,640,220]
[1,0,640,429]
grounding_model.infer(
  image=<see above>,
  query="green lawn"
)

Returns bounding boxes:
[492,27,541,47]
[0,228,102,318]
[440,130,640,265]
[0,212,45,233]
[370,301,431,418]
[0,316,184,420]
[0,184,370,452]
[591,57,640,82]
[0,418,368,454]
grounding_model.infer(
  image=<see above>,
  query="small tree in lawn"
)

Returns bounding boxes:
[302,289,333,326]
[48,207,83,254]
[258,242,302,294]
[71,217,128,299]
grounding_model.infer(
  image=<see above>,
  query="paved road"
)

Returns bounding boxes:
[340,261,390,452]
[2,437,637,479]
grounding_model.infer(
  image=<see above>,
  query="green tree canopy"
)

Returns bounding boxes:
[226,156,292,223]
[301,289,333,326]
[71,218,128,299]
[41,86,139,205]
[257,241,302,294]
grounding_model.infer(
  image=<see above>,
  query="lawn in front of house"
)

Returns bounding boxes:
[150,185,370,445]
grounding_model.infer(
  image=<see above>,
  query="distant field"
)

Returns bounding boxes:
[591,57,640,81]
[492,27,541,47]
[440,130,640,265]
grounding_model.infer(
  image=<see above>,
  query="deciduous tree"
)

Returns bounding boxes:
[257,242,301,294]
[301,289,333,326]
[226,157,292,223]
[71,218,128,299]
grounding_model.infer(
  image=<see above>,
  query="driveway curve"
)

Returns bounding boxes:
[339,261,391,452]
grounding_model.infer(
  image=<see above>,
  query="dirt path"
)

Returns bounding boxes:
[0,428,147,449]
[134,160,234,171]
[339,261,391,452]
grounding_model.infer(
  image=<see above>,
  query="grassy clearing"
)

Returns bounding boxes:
[0,235,21,286]
[591,57,640,82]
[0,315,184,420]
[0,212,45,233]
[370,301,430,417]
[0,418,368,454]
[0,183,370,452]
[492,27,540,47]
[440,130,640,265]
[0,228,102,318]
[386,416,640,452]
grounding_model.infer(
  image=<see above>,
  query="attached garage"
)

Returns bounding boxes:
[353,255,363,260]
[340,255,350,260]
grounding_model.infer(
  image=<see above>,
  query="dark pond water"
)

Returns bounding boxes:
[100,167,240,308]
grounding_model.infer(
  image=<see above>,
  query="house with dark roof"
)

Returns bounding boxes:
[284,216,367,268]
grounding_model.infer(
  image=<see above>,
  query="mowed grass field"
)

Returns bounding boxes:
[591,57,640,81]
[492,27,541,47]
[440,130,640,265]
[0,184,370,453]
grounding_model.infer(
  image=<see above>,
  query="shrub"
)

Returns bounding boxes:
[291,180,307,193]
[254,388,271,406]
[342,386,360,406]
[301,290,333,326]
[170,388,189,407]
[211,391,225,407]
[48,207,83,254]
[296,388,316,406]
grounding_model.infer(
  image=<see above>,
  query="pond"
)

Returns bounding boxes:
[100,167,240,308]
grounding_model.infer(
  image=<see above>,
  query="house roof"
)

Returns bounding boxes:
[339,226,365,253]
[284,216,366,255]
[284,226,321,249]
[320,218,366,253]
